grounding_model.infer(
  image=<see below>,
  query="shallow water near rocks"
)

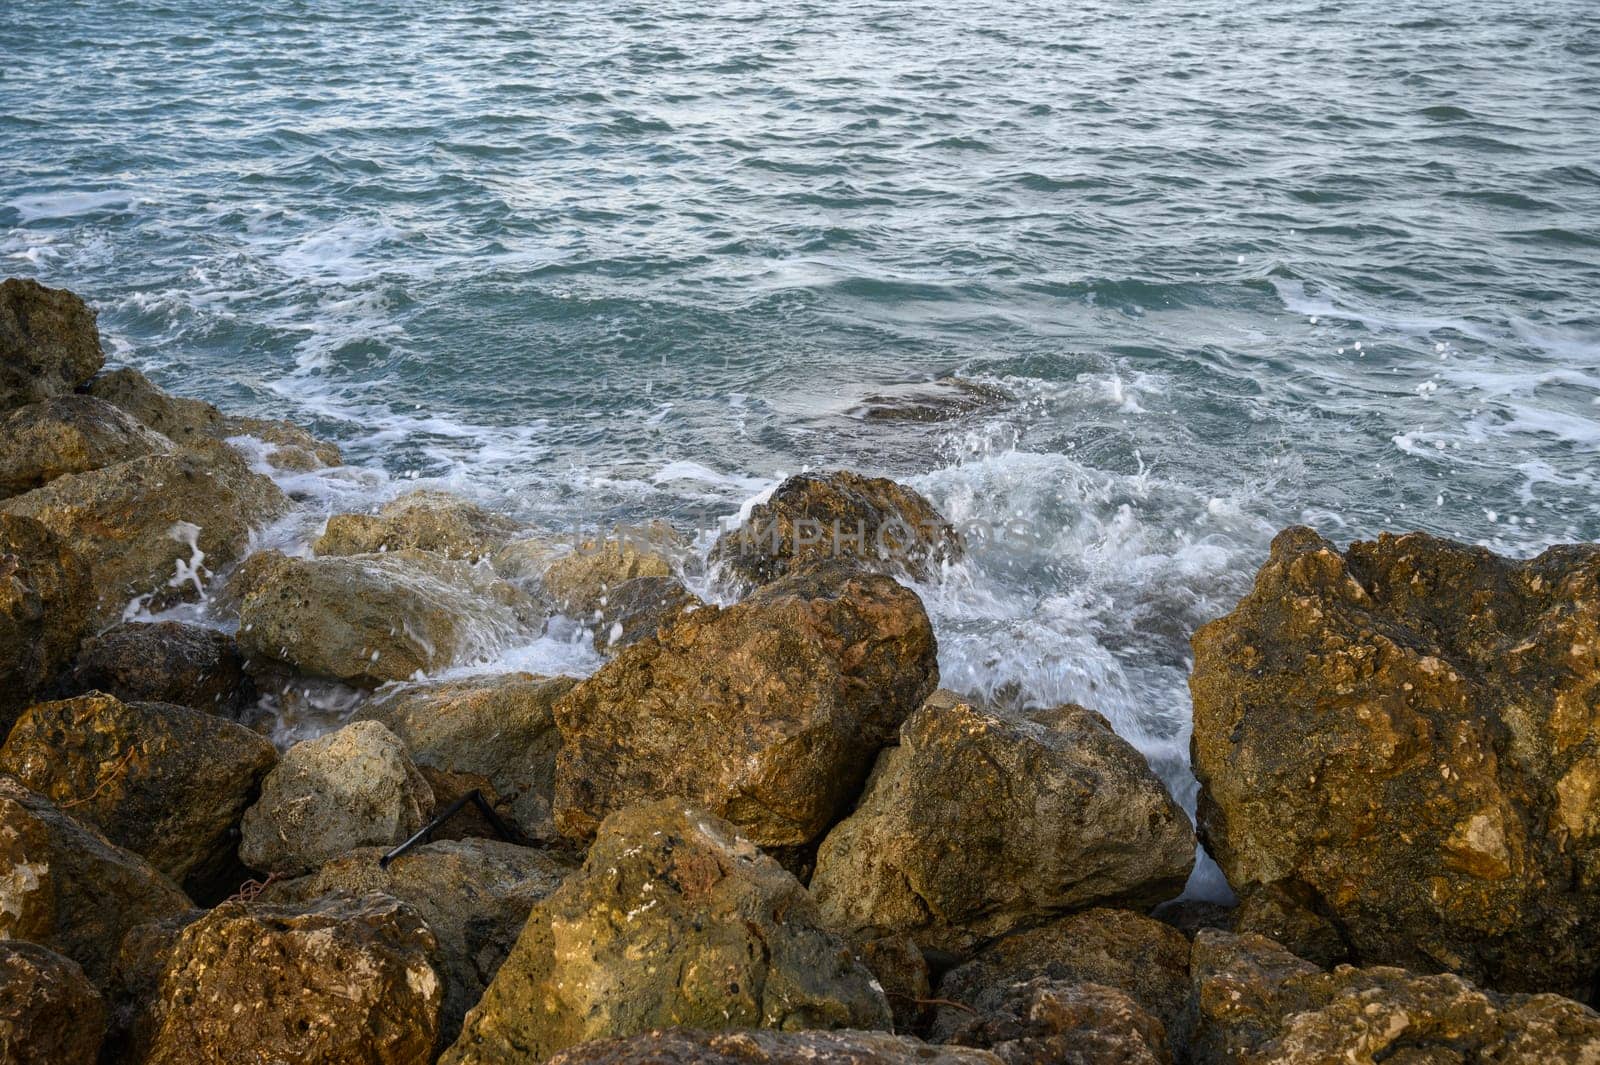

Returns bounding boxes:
[7,0,1599,897]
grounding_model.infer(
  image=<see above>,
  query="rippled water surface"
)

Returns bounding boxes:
[7,0,1600,892]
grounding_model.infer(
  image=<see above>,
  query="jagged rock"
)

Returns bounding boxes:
[811,697,1195,955]
[0,277,103,413]
[0,513,91,731]
[263,839,573,1043]
[137,893,444,1065]
[234,549,539,685]
[537,522,688,615]
[0,693,276,892]
[1191,527,1600,997]
[1231,881,1349,970]
[239,720,434,875]
[0,447,287,625]
[709,471,961,587]
[1189,930,1600,1064]
[591,575,701,654]
[933,909,1191,1054]
[543,1029,1003,1065]
[441,801,893,1064]
[67,620,252,714]
[315,489,521,561]
[0,940,108,1065]
[939,980,1170,1065]
[0,776,190,984]
[553,561,938,846]
[359,673,576,842]
[0,394,170,499]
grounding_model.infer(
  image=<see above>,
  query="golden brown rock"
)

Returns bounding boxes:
[0,277,103,412]
[0,394,170,499]
[0,940,108,1065]
[536,521,687,615]
[543,1029,1003,1065]
[591,574,701,654]
[316,489,521,561]
[939,980,1171,1065]
[0,513,91,731]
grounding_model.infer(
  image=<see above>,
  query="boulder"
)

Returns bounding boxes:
[0,447,287,625]
[537,521,688,615]
[263,839,573,1043]
[0,693,276,892]
[709,471,961,588]
[316,489,521,561]
[933,908,1191,1053]
[441,801,892,1065]
[0,776,191,984]
[591,575,701,654]
[137,893,444,1065]
[358,672,576,842]
[67,620,252,714]
[553,561,938,846]
[0,940,108,1065]
[811,697,1195,955]
[221,414,342,471]
[543,1029,1003,1065]
[0,394,170,499]
[239,720,434,875]
[1190,527,1600,997]
[0,513,91,731]
[1189,930,1600,1064]
[938,980,1170,1065]
[1230,881,1349,970]
[0,277,103,412]
[234,549,539,685]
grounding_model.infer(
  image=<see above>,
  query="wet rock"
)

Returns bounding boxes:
[939,980,1170,1065]
[811,697,1195,955]
[537,521,688,615]
[0,277,103,412]
[553,561,938,846]
[222,413,342,471]
[315,489,521,561]
[1190,527,1600,997]
[0,693,276,893]
[489,534,564,584]
[0,513,91,731]
[1189,929,1600,1064]
[591,574,701,654]
[263,839,573,1043]
[239,720,434,875]
[234,548,539,685]
[67,620,252,714]
[0,776,191,984]
[1231,880,1349,970]
[932,908,1191,1053]
[441,801,893,1065]
[850,377,1012,424]
[0,940,108,1065]
[138,893,444,1065]
[0,447,287,626]
[543,1029,1003,1065]
[709,470,962,588]
[359,672,576,842]
[0,394,170,499]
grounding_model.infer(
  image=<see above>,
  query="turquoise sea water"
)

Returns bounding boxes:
[6,0,1600,891]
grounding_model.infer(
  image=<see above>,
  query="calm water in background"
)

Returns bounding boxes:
[6,0,1600,892]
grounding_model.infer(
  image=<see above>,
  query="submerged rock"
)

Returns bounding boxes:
[553,560,938,846]
[0,940,108,1065]
[0,513,91,731]
[316,489,522,561]
[849,377,1013,424]
[811,696,1195,955]
[0,693,276,891]
[0,394,170,499]
[1191,527,1600,997]
[0,277,103,413]
[939,979,1171,1065]
[441,801,892,1065]
[709,471,961,588]
[544,1029,1003,1065]
[0,776,191,985]
[591,574,701,654]
[67,620,252,714]
[234,548,539,685]
[1189,930,1600,1064]
[239,720,434,875]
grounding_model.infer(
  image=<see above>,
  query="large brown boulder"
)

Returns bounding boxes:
[0,693,276,892]
[441,801,892,1065]
[1189,930,1600,1064]
[316,489,521,561]
[137,893,444,1065]
[0,513,91,731]
[0,394,170,499]
[811,696,1195,955]
[239,720,434,875]
[0,776,191,984]
[0,277,103,412]
[709,471,961,588]
[235,549,540,685]
[552,560,938,846]
[0,447,287,625]
[544,1029,1003,1065]
[1191,527,1600,997]
[358,673,576,842]
[0,940,108,1065]
[67,620,253,714]
[938,980,1171,1065]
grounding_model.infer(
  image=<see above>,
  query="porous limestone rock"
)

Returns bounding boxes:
[543,1029,1003,1065]
[590,574,701,654]
[938,980,1171,1065]
[0,512,91,731]
[0,394,170,499]
[315,489,521,561]
[0,940,108,1065]
[537,521,688,615]
[67,620,252,714]
[0,277,103,412]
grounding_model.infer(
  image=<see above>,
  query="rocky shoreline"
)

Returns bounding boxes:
[2,276,1599,1062]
